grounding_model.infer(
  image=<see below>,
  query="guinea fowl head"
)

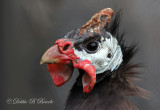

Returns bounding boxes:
[40,8,148,97]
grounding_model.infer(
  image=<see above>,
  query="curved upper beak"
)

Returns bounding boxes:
[40,44,70,65]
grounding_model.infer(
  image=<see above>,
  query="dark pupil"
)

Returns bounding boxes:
[87,42,98,52]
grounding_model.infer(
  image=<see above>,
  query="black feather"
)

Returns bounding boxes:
[64,10,149,110]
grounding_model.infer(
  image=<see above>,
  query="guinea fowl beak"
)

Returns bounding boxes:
[40,45,60,64]
[40,44,74,86]
[40,44,71,65]
[40,45,61,65]
[40,40,96,93]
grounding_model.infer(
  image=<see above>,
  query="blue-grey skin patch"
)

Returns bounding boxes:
[73,32,123,74]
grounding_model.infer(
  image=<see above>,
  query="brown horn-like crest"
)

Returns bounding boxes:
[80,8,114,35]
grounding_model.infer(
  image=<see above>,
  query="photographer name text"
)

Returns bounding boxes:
[6,98,54,104]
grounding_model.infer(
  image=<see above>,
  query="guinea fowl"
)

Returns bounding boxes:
[40,8,149,110]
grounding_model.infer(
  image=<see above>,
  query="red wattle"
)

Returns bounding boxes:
[73,60,96,93]
[83,85,92,93]
[52,75,65,87]
[47,63,73,87]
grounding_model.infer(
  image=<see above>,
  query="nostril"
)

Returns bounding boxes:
[63,44,70,51]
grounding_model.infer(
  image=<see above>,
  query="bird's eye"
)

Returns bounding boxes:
[83,40,99,54]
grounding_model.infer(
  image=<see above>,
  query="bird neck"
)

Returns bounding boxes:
[65,75,133,110]
[65,63,149,110]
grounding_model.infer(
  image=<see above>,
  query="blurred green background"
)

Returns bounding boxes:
[1,0,160,110]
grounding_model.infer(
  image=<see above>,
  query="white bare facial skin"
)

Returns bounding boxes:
[73,32,123,74]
